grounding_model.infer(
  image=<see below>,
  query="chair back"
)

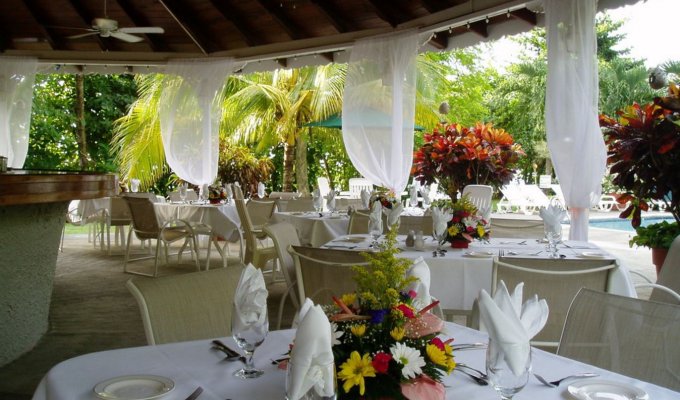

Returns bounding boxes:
[488,217,545,239]
[654,234,680,303]
[348,178,373,198]
[123,196,161,240]
[289,245,369,305]
[269,191,299,200]
[335,198,363,211]
[167,190,198,202]
[263,222,300,289]
[246,200,276,227]
[233,184,245,200]
[126,268,242,345]
[461,185,493,220]
[397,215,433,236]
[348,211,370,234]
[558,288,680,391]
[493,257,616,349]
[279,198,315,212]
[109,196,132,225]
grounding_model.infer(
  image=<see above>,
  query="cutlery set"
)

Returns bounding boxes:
[211,339,246,363]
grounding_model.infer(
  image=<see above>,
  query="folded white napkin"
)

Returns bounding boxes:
[360,189,371,210]
[409,185,418,207]
[431,207,451,239]
[288,302,335,400]
[257,182,266,198]
[224,184,233,199]
[539,203,566,236]
[234,264,268,326]
[421,185,431,206]
[406,257,432,310]
[478,281,549,375]
[385,203,403,228]
[326,190,336,212]
[369,201,383,232]
[312,188,323,210]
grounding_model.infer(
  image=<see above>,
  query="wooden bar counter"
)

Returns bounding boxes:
[0,170,116,367]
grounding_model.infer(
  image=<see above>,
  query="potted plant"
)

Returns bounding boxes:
[628,221,680,274]
[600,83,680,273]
[411,122,523,202]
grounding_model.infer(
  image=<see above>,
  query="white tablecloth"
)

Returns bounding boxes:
[271,211,349,247]
[323,236,636,311]
[32,322,678,400]
[154,203,241,242]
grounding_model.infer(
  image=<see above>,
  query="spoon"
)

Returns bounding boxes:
[455,367,488,385]
[533,372,599,387]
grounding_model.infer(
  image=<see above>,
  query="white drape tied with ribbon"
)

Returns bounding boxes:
[545,0,605,241]
[0,57,38,168]
[342,31,421,196]
[160,58,234,186]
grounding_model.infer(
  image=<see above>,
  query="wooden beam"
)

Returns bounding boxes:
[208,0,260,47]
[21,0,62,50]
[467,20,488,38]
[254,0,304,40]
[429,32,448,50]
[158,0,214,54]
[114,0,169,51]
[510,9,537,26]
[309,0,351,33]
[366,0,400,28]
[421,0,454,13]
[67,0,109,51]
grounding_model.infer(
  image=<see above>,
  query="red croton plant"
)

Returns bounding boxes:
[411,122,523,202]
[599,83,680,229]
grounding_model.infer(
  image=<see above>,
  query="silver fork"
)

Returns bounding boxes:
[533,372,598,387]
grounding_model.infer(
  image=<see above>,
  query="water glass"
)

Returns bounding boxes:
[486,338,531,400]
[285,360,337,400]
[544,227,562,258]
[231,304,269,379]
[368,218,382,247]
[178,182,188,203]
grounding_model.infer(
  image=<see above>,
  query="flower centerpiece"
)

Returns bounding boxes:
[370,190,399,209]
[432,196,490,248]
[411,122,523,202]
[328,229,455,399]
[208,184,227,204]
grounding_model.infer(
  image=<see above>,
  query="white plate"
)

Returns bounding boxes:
[568,379,648,400]
[94,375,175,400]
[463,251,494,258]
[579,252,607,258]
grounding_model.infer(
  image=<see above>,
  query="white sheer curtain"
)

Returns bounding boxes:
[159,58,234,186]
[0,57,37,168]
[342,31,421,196]
[545,0,605,241]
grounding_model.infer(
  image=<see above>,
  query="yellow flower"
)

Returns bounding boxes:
[351,324,367,337]
[448,225,460,236]
[477,225,485,237]
[338,351,376,395]
[446,357,457,374]
[341,293,357,307]
[390,326,405,341]
[426,343,448,366]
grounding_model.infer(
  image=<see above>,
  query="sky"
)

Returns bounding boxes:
[485,0,679,70]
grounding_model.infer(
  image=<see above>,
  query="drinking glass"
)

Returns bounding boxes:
[178,182,188,203]
[130,178,140,193]
[486,338,531,400]
[544,226,562,258]
[285,360,337,400]
[368,218,383,247]
[313,196,323,214]
[231,304,269,379]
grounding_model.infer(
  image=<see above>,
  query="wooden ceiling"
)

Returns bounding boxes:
[0,0,636,73]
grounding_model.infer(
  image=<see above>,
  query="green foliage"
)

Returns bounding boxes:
[629,221,680,249]
[216,142,274,193]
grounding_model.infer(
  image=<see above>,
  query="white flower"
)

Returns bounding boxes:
[330,322,344,346]
[390,342,426,379]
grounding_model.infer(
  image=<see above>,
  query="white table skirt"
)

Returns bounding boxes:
[271,211,350,247]
[323,236,636,311]
[32,322,678,400]
[154,203,241,242]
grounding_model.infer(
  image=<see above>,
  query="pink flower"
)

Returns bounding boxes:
[372,352,392,374]
[396,304,415,319]
[401,374,446,400]
[408,290,417,299]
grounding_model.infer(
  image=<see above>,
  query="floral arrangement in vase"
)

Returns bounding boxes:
[412,122,523,202]
[208,184,227,204]
[432,196,489,248]
[328,229,455,399]
[370,190,399,209]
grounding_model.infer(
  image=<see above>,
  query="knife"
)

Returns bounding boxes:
[211,339,240,357]
[184,386,203,400]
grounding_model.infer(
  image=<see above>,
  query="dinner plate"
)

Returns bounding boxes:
[579,251,607,258]
[568,379,648,400]
[93,375,175,400]
[340,236,366,243]
[463,251,494,258]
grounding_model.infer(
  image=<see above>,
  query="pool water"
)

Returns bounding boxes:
[588,216,675,232]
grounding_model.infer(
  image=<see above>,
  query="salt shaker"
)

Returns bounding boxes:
[405,230,415,247]
[414,230,425,250]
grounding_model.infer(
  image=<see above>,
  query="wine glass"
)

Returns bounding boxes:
[313,196,324,215]
[486,338,531,400]
[544,226,562,258]
[178,182,188,203]
[231,303,269,379]
[368,218,383,248]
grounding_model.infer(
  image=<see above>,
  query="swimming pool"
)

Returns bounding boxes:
[588,216,675,231]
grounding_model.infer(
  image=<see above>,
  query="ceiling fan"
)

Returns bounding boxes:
[65,0,164,43]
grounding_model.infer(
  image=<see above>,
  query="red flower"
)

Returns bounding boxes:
[408,290,417,299]
[430,337,446,351]
[395,304,415,319]
[372,352,392,374]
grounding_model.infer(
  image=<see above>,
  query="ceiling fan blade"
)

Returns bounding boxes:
[67,32,100,39]
[117,26,164,34]
[109,31,144,43]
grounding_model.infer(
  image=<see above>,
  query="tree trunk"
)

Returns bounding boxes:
[283,141,295,192]
[75,74,89,170]
[294,130,310,196]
